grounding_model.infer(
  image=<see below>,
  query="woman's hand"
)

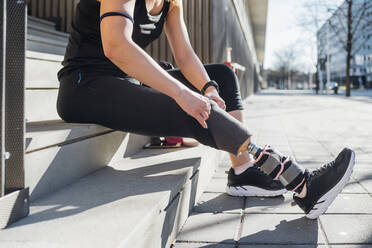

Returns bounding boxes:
[204,87,226,110]
[174,89,211,129]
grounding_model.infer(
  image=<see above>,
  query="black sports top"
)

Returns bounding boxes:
[58,0,171,78]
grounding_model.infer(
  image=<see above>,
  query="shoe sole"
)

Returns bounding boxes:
[226,185,287,197]
[306,150,355,219]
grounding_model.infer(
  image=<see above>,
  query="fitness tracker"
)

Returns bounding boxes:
[201,80,220,95]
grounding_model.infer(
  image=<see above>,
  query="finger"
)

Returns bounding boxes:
[195,115,208,129]
[206,102,211,115]
[220,101,226,110]
[204,111,210,120]
[200,111,209,120]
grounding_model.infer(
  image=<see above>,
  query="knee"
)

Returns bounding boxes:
[207,64,239,91]
[214,64,236,79]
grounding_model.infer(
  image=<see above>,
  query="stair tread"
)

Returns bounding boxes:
[26,50,64,62]
[26,120,111,152]
[0,146,219,248]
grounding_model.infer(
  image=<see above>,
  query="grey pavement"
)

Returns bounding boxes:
[172,89,372,248]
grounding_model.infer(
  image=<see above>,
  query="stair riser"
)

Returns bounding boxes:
[25,89,59,122]
[26,57,61,88]
[122,149,221,248]
[26,130,150,202]
[26,131,127,201]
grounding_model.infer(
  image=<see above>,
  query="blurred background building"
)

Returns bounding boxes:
[317,0,372,89]
[25,0,268,97]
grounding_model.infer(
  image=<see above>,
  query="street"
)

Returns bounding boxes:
[174,89,372,247]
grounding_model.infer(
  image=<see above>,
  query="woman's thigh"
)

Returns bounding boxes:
[57,71,216,145]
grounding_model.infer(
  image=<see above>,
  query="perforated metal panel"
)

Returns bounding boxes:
[0,0,29,229]
[4,0,25,194]
[0,0,5,197]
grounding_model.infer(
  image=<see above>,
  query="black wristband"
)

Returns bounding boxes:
[201,80,220,95]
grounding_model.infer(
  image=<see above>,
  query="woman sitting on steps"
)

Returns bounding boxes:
[57,0,355,219]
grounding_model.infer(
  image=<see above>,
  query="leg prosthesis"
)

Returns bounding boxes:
[247,143,306,192]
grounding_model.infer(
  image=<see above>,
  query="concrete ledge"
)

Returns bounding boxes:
[1,147,221,248]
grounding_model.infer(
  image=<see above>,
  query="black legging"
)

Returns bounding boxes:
[57,64,251,155]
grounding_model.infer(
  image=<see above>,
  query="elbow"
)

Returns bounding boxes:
[103,41,122,62]
[102,37,131,62]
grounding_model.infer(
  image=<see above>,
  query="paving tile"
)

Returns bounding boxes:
[329,246,372,248]
[194,193,244,214]
[352,170,372,193]
[177,213,241,243]
[205,178,227,193]
[244,193,303,214]
[239,245,325,248]
[173,243,235,248]
[213,169,228,179]
[239,214,325,245]
[326,194,372,213]
[320,215,372,244]
[341,177,369,194]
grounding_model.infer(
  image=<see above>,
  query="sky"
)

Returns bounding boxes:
[263,0,344,72]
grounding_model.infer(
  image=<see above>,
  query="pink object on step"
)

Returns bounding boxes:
[165,137,183,144]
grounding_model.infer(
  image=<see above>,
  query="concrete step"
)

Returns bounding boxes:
[27,33,68,56]
[25,51,62,123]
[25,120,150,201]
[26,16,69,56]
[0,146,221,248]
[28,22,69,43]
[25,89,59,122]
[28,16,56,30]
[25,50,62,89]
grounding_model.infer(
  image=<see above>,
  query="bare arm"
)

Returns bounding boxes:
[99,0,211,127]
[100,0,185,98]
[165,1,225,109]
[164,1,209,91]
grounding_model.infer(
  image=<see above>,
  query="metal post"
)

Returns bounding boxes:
[0,0,6,198]
[0,0,29,229]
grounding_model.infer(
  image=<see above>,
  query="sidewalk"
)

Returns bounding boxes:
[173,89,372,248]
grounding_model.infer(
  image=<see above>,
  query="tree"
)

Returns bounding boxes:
[299,0,372,96]
[327,0,372,96]
[273,45,299,89]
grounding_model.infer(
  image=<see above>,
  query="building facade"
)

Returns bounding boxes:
[317,0,372,89]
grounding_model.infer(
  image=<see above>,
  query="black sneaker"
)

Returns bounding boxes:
[293,148,355,219]
[226,166,287,197]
